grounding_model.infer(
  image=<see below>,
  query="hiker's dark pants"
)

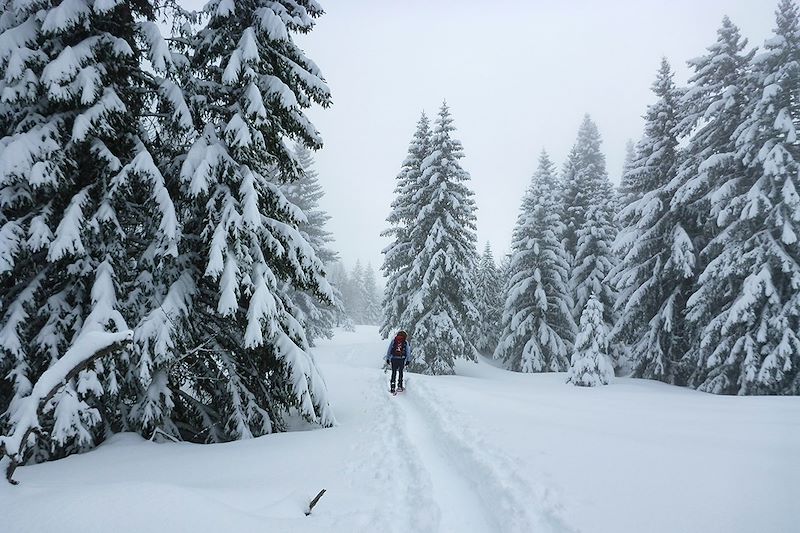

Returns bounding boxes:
[390,358,405,389]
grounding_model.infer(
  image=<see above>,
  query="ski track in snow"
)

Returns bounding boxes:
[343,333,578,533]
[391,375,495,533]
[341,368,441,533]
[377,373,442,533]
[401,376,578,533]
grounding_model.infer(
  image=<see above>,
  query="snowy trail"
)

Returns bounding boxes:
[389,376,495,533]
[402,376,576,533]
[342,369,441,533]
[332,333,576,533]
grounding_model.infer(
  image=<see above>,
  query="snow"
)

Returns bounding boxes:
[93,0,123,14]
[222,48,242,85]
[159,80,193,130]
[217,252,239,316]
[213,0,236,18]
[46,187,89,261]
[0,18,38,67]
[41,45,80,90]
[258,7,289,42]
[238,27,260,63]
[263,73,300,109]
[2,326,797,533]
[139,21,172,73]
[71,88,127,142]
[224,113,252,147]
[121,145,180,257]
[41,0,90,34]
[0,220,24,274]
[180,127,222,196]
[244,82,268,120]
[244,264,277,347]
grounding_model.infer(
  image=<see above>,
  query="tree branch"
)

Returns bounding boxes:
[2,336,132,485]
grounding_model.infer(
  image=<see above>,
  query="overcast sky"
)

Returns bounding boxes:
[184,0,776,276]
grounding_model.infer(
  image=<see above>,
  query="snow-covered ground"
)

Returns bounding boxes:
[2,326,798,533]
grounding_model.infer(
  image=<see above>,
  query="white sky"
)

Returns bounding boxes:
[181,0,776,275]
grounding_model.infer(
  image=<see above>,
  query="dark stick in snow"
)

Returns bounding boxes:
[305,489,327,515]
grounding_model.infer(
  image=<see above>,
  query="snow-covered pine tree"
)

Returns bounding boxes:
[278,144,343,345]
[494,252,513,357]
[687,1,800,395]
[115,2,214,442]
[381,112,432,338]
[567,294,614,386]
[669,16,757,393]
[572,195,617,323]
[610,58,693,383]
[561,114,610,259]
[324,261,354,330]
[402,102,479,375]
[361,263,383,325]
[495,151,576,372]
[564,117,617,345]
[617,139,638,209]
[348,260,368,324]
[498,252,512,295]
[612,138,642,362]
[330,261,361,325]
[474,242,503,354]
[0,0,183,469]
[166,0,336,440]
[672,16,754,237]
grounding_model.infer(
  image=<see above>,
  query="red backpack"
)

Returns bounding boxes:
[392,337,406,357]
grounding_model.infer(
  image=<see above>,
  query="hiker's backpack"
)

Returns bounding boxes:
[392,337,406,358]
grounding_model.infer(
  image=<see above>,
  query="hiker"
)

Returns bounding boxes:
[385,330,412,393]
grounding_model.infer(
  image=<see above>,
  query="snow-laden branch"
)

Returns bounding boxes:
[0,330,132,485]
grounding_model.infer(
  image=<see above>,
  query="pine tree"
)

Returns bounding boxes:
[561,115,610,258]
[362,263,383,325]
[613,137,643,357]
[688,1,800,394]
[0,0,182,466]
[0,0,340,474]
[610,58,692,383]
[155,0,336,440]
[381,112,432,338]
[402,102,479,375]
[324,261,354,330]
[617,139,638,208]
[572,197,617,325]
[564,117,617,341]
[332,262,359,325]
[495,151,576,372]
[494,252,513,357]
[474,242,503,354]
[279,144,343,346]
[498,252,513,294]
[670,16,756,392]
[567,294,614,386]
[349,260,367,324]
[672,16,754,235]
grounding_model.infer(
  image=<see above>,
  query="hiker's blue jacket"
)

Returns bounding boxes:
[385,340,412,364]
